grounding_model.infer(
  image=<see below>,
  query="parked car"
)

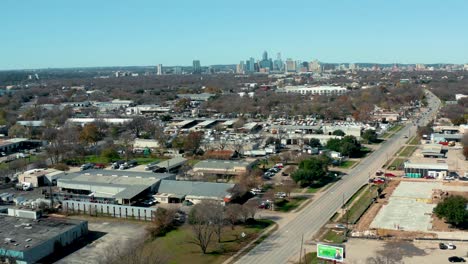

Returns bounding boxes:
[94,163,106,169]
[282,172,289,177]
[274,163,284,169]
[371,178,385,184]
[145,162,158,171]
[182,200,194,206]
[423,175,436,179]
[111,160,125,169]
[444,176,455,181]
[375,170,384,176]
[335,224,347,229]
[448,256,465,262]
[275,192,287,198]
[251,188,262,193]
[80,163,94,171]
[384,173,396,177]
[258,200,271,209]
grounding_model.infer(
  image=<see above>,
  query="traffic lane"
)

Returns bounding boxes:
[237,93,439,264]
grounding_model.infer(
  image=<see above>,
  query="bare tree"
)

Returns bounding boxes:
[147,207,178,237]
[206,202,225,243]
[103,238,168,264]
[280,179,297,197]
[188,202,216,254]
[225,203,242,230]
[119,131,134,161]
[242,200,258,221]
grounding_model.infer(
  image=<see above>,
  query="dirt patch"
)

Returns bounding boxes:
[431,215,453,232]
[375,229,437,239]
[354,180,400,231]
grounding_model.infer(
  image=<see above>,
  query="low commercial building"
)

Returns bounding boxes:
[421,144,447,158]
[177,93,215,102]
[153,157,187,172]
[0,211,88,264]
[433,126,462,134]
[280,85,348,96]
[94,99,133,112]
[154,180,234,205]
[57,170,175,205]
[0,138,42,155]
[192,159,256,177]
[133,138,160,150]
[18,168,65,187]
[66,118,132,126]
[125,104,171,116]
[431,133,463,143]
[322,125,362,138]
[404,162,449,178]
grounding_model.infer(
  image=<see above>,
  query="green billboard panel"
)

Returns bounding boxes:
[317,244,344,262]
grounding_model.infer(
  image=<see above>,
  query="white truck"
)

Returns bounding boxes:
[15,182,33,191]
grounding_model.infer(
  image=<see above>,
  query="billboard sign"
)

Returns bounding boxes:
[317,244,344,262]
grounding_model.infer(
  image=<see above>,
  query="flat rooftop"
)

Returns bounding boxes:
[0,215,86,250]
[193,159,255,170]
[57,170,174,199]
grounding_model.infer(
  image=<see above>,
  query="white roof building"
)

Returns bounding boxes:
[280,85,348,96]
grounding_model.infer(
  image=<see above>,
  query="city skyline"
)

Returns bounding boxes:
[1,0,468,70]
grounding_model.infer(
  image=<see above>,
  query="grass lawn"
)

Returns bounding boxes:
[380,132,391,139]
[388,158,406,170]
[388,124,403,133]
[303,252,319,264]
[145,220,273,264]
[342,186,378,224]
[187,159,200,167]
[275,196,308,212]
[306,186,322,193]
[344,184,368,207]
[133,157,162,164]
[322,229,346,244]
[338,160,357,169]
[398,146,417,157]
[408,136,421,145]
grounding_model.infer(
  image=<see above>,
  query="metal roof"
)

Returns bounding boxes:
[157,180,234,199]
[404,162,448,170]
[193,159,254,171]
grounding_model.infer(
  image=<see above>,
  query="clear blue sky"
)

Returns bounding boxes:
[1,0,467,70]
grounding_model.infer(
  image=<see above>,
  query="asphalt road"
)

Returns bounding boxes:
[235,90,441,264]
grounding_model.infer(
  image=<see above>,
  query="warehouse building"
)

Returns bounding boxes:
[0,210,88,264]
[192,159,257,178]
[18,168,65,187]
[421,144,447,158]
[56,170,175,205]
[404,162,449,179]
[154,180,235,205]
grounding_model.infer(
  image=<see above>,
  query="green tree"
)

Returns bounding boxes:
[308,138,321,148]
[362,129,378,144]
[79,123,103,145]
[433,195,468,227]
[332,129,345,136]
[326,138,342,152]
[101,147,120,162]
[341,135,361,157]
[292,156,329,187]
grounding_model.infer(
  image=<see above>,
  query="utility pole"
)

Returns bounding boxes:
[299,234,304,264]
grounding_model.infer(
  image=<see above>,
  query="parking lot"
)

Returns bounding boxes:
[56,219,148,264]
[344,238,468,264]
